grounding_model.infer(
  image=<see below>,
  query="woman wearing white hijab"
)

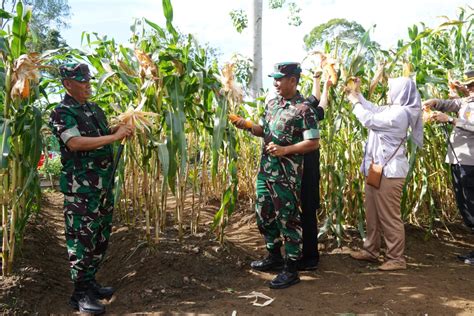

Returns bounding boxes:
[346,77,423,271]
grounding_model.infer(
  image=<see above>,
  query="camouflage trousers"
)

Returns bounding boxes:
[63,191,113,283]
[255,178,302,261]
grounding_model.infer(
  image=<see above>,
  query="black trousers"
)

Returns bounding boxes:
[451,164,474,229]
[300,150,320,262]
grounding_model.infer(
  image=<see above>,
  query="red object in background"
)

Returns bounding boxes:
[37,153,53,169]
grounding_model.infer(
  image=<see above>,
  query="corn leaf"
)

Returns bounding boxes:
[162,0,178,41]
[0,8,12,19]
[144,18,166,38]
[0,120,12,169]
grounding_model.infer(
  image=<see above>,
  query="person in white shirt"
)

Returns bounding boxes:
[423,69,474,265]
[346,77,423,271]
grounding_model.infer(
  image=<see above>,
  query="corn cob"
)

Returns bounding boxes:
[344,76,360,94]
[10,53,42,100]
[369,62,386,97]
[228,114,253,129]
[422,108,441,123]
[402,61,413,77]
[135,49,158,79]
[310,51,338,83]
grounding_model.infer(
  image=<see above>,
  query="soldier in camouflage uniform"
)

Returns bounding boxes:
[232,62,320,289]
[49,63,133,314]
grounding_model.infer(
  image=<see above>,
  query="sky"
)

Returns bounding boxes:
[61,0,472,89]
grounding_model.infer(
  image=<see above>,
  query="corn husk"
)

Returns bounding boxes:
[217,63,243,104]
[171,59,185,76]
[402,61,413,78]
[447,70,465,98]
[117,59,138,77]
[10,53,42,100]
[422,107,441,123]
[135,49,158,80]
[309,51,338,84]
[344,76,360,94]
[368,62,386,97]
[113,100,158,133]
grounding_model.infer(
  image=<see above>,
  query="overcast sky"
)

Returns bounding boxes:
[61,0,471,88]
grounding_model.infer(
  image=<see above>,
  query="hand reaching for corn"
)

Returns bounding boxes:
[229,114,253,130]
[113,124,134,141]
[111,105,158,143]
[344,76,361,95]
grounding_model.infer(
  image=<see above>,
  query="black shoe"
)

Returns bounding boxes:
[296,258,318,271]
[464,258,474,266]
[90,279,115,299]
[69,289,105,315]
[269,259,300,289]
[250,253,284,272]
[457,250,474,261]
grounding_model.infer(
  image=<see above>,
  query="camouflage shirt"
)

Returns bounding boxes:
[49,94,114,194]
[258,92,319,185]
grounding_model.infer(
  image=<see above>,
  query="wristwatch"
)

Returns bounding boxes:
[448,116,455,124]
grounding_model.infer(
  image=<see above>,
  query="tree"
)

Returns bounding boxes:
[229,0,303,98]
[250,0,263,98]
[1,0,71,50]
[33,28,67,51]
[304,18,367,51]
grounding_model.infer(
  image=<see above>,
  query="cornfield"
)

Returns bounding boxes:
[0,0,472,275]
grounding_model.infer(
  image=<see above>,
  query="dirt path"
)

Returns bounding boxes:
[1,192,474,315]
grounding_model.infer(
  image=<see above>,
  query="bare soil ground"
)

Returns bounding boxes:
[1,191,474,315]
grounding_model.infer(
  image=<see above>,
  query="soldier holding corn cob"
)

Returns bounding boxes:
[231,62,320,289]
[49,63,134,314]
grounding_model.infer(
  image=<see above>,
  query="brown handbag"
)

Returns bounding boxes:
[365,137,406,189]
[366,161,384,188]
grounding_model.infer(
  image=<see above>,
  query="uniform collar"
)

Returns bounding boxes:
[63,94,89,109]
[277,91,303,106]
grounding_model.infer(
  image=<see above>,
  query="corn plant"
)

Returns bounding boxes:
[297,7,473,243]
[0,1,44,275]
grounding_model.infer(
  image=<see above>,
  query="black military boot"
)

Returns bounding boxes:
[90,279,115,299]
[457,250,474,261]
[269,259,300,289]
[250,248,284,271]
[69,281,105,315]
[296,256,319,271]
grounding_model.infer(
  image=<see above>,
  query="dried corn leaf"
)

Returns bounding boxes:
[239,291,274,307]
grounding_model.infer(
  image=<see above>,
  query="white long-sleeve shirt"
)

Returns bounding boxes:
[353,97,410,178]
[433,96,474,166]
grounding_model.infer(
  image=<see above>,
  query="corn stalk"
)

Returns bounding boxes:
[0,1,43,275]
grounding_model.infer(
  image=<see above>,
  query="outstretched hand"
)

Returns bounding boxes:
[422,99,438,111]
[229,114,253,130]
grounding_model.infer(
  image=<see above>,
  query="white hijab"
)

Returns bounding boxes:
[388,77,423,148]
